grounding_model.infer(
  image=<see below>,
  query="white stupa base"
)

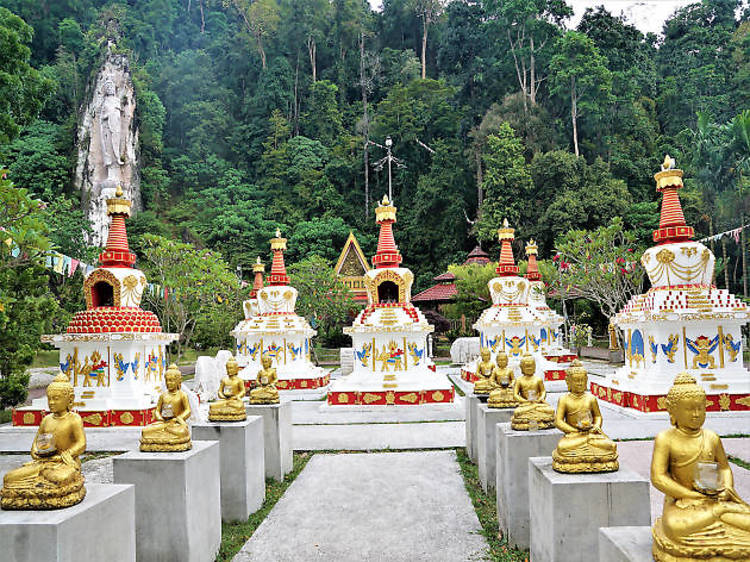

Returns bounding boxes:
[327,369,454,406]
[240,364,331,392]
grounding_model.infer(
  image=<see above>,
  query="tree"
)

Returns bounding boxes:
[227,0,280,70]
[0,7,54,144]
[549,31,612,157]
[410,0,443,79]
[288,255,354,347]
[729,109,750,296]
[442,262,496,327]
[139,234,243,359]
[552,217,643,320]
[302,80,342,146]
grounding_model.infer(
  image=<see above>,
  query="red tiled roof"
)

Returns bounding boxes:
[433,271,456,282]
[412,282,457,303]
[463,245,490,265]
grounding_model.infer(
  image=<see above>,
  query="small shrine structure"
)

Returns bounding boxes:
[334,231,370,305]
[327,196,454,405]
[13,187,179,428]
[591,156,749,412]
[461,221,575,383]
[231,230,329,392]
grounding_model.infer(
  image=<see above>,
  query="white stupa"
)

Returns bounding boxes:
[231,230,329,392]
[14,187,179,428]
[327,196,454,406]
[592,156,750,412]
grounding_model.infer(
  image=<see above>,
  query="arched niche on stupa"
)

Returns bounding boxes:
[377,281,399,304]
[84,269,121,309]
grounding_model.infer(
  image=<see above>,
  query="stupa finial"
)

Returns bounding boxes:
[372,194,402,269]
[496,219,519,276]
[525,239,541,281]
[653,155,693,244]
[268,230,289,286]
[99,186,136,267]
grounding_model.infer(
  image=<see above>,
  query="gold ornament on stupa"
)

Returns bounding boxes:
[552,360,618,473]
[488,351,521,408]
[651,372,750,561]
[249,355,280,404]
[208,357,247,422]
[1,373,86,509]
[473,348,495,396]
[139,364,192,452]
[510,353,555,430]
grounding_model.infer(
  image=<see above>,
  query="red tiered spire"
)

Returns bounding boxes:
[251,257,265,298]
[653,155,694,244]
[372,195,403,269]
[268,229,290,286]
[524,240,541,281]
[98,185,136,267]
[496,219,519,276]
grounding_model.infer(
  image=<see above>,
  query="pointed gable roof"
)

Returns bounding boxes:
[334,231,371,276]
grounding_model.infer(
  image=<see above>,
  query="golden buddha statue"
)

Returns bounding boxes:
[651,372,750,561]
[552,360,618,473]
[140,364,192,452]
[473,348,495,395]
[510,353,555,430]
[208,356,247,422]
[487,351,520,409]
[248,355,280,404]
[1,373,86,510]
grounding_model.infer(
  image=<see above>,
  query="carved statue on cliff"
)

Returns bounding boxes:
[99,77,125,181]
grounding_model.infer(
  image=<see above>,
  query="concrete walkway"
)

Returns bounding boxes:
[232,450,488,562]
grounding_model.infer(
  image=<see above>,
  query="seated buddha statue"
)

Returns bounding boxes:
[249,355,280,404]
[510,353,555,430]
[473,348,495,396]
[552,360,618,473]
[1,373,86,510]
[208,356,246,422]
[488,352,520,409]
[651,372,750,561]
[140,364,192,452]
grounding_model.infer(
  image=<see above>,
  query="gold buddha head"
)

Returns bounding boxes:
[565,359,588,394]
[165,364,182,392]
[226,356,239,377]
[47,372,75,414]
[519,353,535,376]
[495,351,508,368]
[666,372,706,430]
[480,348,490,362]
[261,355,272,369]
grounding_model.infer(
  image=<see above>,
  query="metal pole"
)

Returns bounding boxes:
[386,136,393,200]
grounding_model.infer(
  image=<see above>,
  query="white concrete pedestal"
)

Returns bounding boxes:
[0,484,135,562]
[598,526,653,561]
[246,401,292,481]
[496,423,561,549]
[465,394,480,463]
[529,457,651,562]
[113,440,221,562]
[477,404,514,493]
[193,417,265,522]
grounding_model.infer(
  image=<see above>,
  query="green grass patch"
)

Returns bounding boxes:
[216,451,313,561]
[729,455,750,471]
[31,350,59,368]
[455,448,528,562]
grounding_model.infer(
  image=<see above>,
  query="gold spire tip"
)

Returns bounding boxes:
[115,185,123,197]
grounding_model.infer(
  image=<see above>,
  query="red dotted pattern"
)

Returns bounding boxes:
[66,307,162,333]
[373,221,403,268]
[268,250,289,286]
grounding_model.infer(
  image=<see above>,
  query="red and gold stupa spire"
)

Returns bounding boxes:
[99,185,136,267]
[251,257,265,298]
[653,155,694,244]
[268,229,290,286]
[496,219,519,276]
[524,239,541,281]
[372,195,403,269]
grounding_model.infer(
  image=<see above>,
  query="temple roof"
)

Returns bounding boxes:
[463,245,490,265]
[412,282,457,303]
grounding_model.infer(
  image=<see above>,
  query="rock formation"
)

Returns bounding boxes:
[75,41,140,246]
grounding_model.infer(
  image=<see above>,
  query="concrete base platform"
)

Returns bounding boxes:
[529,456,651,562]
[477,404,514,493]
[465,394,479,462]
[0,483,135,562]
[232,451,488,561]
[246,401,292,481]
[598,526,653,562]
[496,423,562,549]
[193,417,265,522]
[113,440,221,562]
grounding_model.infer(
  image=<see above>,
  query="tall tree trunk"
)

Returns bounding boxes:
[199,0,205,33]
[360,32,369,218]
[256,34,267,69]
[307,35,317,82]
[742,213,748,297]
[529,36,536,106]
[721,236,730,288]
[475,148,483,211]
[293,50,300,136]
[421,18,428,79]
[571,77,579,157]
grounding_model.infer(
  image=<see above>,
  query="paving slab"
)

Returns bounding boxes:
[233,451,488,562]
[297,398,465,424]
[293,421,465,450]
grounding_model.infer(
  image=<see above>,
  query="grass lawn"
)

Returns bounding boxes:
[31,350,59,368]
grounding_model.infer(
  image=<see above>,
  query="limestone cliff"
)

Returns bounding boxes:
[75,43,140,246]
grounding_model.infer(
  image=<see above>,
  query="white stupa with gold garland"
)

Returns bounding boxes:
[592,156,749,412]
[231,230,329,392]
[13,187,179,428]
[327,196,454,405]
[461,221,575,384]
